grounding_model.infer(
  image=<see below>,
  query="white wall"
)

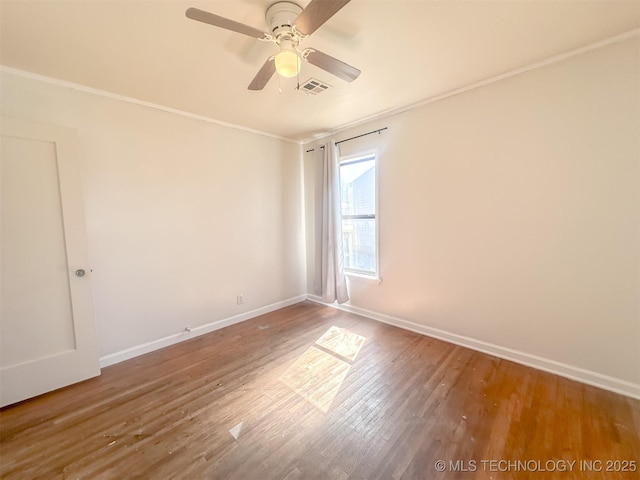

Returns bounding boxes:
[304,37,640,390]
[2,35,638,395]
[1,70,306,358]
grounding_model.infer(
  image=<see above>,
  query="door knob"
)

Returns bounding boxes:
[75,269,86,277]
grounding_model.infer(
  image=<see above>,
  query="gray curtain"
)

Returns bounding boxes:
[317,141,349,304]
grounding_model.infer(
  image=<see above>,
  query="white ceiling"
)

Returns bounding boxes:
[1,0,638,142]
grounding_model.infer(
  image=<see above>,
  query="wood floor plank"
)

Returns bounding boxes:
[1,301,638,479]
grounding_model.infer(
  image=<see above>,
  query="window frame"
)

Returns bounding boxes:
[339,149,380,281]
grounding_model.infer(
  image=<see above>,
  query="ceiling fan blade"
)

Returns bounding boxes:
[248,57,276,90]
[185,7,267,39]
[305,49,360,82]
[294,0,351,36]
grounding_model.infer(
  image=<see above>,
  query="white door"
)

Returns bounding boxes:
[0,117,100,407]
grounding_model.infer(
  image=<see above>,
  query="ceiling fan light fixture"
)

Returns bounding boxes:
[275,48,300,78]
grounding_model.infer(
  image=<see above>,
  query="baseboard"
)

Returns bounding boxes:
[99,295,308,368]
[307,295,640,400]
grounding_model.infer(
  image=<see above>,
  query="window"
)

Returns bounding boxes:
[340,152,378,277]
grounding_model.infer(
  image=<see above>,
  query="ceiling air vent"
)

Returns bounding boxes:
[299,78,331,95]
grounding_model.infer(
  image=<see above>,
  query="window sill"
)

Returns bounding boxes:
[346,272,382,285]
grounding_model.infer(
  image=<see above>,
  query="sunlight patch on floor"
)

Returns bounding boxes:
[280,346,350,413]
[316,326,366,361]
[280,326,366,412]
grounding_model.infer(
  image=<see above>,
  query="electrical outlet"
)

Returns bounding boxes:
[237,294,244,305]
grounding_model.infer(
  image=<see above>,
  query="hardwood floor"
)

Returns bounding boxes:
[1,301,638,479]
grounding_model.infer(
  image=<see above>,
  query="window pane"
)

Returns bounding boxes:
[340,159,375,216]
[342,218,376,274]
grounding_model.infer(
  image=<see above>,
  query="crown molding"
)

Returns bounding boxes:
[2,27,637,147]
[301,28,640,145]
[0,65,300,144]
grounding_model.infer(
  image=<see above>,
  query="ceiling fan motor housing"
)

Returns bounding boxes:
[266,1,303,39]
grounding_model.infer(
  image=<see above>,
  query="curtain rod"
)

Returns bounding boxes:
[305,127,388,153]
[337,127,388,145]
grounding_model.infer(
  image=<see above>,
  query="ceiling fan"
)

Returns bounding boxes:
[186,0,361,90]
